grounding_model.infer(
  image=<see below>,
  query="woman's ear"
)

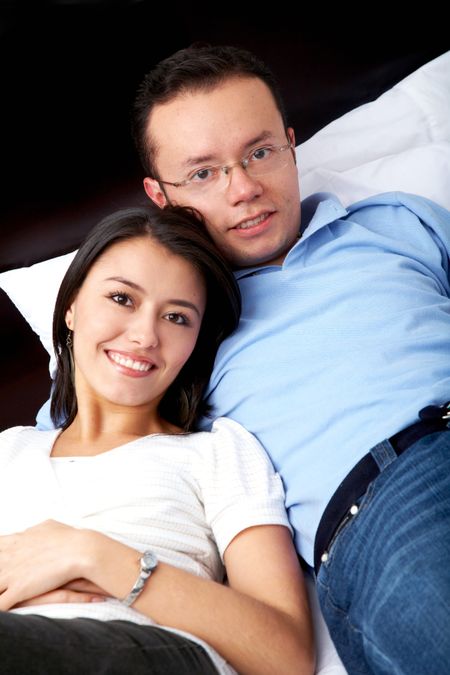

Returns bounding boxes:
[65,304,75,331]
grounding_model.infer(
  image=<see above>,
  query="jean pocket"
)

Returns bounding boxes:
[321,479,377,569]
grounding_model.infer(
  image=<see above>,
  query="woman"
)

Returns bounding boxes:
[0,205,314,674]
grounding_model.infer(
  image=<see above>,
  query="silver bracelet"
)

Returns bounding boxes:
[122,550,158,607]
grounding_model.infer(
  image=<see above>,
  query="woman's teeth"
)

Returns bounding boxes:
[109,352,152,372]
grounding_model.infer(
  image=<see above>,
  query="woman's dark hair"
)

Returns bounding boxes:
[131,43,288,179]
[51,204,241,432]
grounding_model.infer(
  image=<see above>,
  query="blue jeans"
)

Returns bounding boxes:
[0,613,219,674]
[316,430,450,675]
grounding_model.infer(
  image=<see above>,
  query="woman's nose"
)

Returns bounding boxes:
[127,313,159,348]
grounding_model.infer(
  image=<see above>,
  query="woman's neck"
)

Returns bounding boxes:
[52,400,182,457]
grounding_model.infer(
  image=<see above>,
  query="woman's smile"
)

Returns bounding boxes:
[65,236,206,413]
[106,349,157,377]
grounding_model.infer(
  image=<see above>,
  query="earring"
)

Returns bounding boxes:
[66,330,75,385]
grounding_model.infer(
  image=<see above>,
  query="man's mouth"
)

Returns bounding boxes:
[234,212,272,230]
[107,351,155,372]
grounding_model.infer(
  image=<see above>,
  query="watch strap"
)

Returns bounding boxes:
[122,550,158,607]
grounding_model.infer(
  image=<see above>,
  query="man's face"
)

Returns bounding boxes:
[144,76,301,268]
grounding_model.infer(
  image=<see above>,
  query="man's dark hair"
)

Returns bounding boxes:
[131,44,288,179]
[51,203,241,432]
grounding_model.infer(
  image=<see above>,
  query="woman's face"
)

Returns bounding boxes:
[65,236,206,413]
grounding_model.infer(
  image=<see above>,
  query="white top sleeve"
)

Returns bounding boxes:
[195,417,292,558]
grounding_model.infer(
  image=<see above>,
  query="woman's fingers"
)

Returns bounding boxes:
[62,579,109,595]
[13,589,106,607]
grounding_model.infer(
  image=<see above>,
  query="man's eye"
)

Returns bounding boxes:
[251,146,273,161]
[110,292,133,307]
[190,167,216,183]
[165,312,188,325]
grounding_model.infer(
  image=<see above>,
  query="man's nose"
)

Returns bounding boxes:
[225,164,263,204]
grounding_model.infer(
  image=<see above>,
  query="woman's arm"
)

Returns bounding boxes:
[0,520,314,675]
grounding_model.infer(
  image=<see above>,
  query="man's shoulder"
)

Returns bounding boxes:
[346,191,449,221]
[300,191,448,238]
[343,192,450,249]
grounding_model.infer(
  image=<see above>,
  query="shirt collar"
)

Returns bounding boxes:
[235,192,348,280]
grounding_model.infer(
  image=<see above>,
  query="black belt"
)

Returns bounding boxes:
[314,401,450,574]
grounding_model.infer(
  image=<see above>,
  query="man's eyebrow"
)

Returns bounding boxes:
[105,277,202,316]
[243,131,276,149]
[181,131,276,169]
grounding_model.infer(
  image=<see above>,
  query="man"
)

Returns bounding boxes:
[130,44,450,673]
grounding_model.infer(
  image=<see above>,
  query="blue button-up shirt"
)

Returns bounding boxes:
[204,192,450,565]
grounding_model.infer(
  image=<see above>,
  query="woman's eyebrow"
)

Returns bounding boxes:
[105,277,202,317]
[106,276,144,292]
[167,299,202,317]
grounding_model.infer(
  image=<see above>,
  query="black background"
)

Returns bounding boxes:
[0,0,448,428]
[1,2,448,255]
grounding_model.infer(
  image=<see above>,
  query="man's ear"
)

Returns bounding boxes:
[143,177,168,208]
[287,127,297,165]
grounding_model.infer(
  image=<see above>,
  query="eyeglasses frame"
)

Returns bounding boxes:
[155,140,295,191]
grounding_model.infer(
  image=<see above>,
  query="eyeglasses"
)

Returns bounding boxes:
[157,142,294,194]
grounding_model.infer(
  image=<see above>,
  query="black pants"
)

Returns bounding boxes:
[0,612,219,674]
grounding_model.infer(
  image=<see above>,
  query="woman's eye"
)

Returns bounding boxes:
[110,292,133,307]
[190,167,215,183]
[251,146,272,161]
[165,312,188,325]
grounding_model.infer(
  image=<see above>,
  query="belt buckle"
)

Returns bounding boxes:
[419,400,450,425]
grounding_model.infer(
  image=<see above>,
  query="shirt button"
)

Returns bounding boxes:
[350,504,359,515]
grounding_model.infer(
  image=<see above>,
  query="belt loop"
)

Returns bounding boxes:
[370,439,398,472]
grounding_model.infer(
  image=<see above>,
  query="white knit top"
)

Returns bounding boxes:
[0,417,291,673]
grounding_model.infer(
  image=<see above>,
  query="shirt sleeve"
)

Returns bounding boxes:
[195,417,292,559]
[396,192,450,283]
[348,192,450,286]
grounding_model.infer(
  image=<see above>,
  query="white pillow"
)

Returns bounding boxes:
[299,50,450,208]
[1,49,449,378]
[0,250,77,375]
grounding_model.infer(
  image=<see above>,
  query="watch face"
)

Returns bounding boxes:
[142,551,158,572]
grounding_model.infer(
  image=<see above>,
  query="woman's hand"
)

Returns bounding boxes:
[0,520,89,610]
[0,521,138,611]
[12,579,109,608]
[13,587,107,608]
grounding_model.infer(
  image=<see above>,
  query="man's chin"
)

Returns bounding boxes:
[231,245,291,270]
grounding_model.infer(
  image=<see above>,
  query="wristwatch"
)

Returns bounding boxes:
[122,550,158,607]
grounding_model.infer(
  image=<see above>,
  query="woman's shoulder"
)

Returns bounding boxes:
[0,425,35,440]
[200,416,274,467]
[0,425,59,450]
[209,416,264,447]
